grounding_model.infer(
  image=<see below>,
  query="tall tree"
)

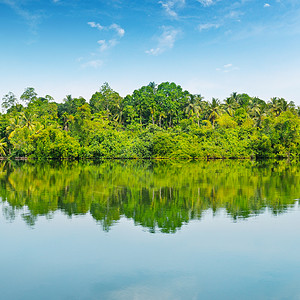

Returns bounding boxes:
[185,94,204,126]
[2,92,17,111]
[89,83,122,119]
[20,87,37,105]
[207,98,222,128]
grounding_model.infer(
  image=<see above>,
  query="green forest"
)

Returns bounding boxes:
[1,82,299,159]
[1,160,298,232]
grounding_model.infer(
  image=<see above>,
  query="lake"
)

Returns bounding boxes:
[0,160,300,300]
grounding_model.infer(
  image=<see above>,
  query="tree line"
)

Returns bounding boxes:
[0,82,299,159]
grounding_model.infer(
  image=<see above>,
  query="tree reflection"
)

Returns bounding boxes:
[0,160,299,233]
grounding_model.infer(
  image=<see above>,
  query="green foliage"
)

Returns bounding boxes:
[57,95,86,118]
[2,92,17,111]
[216,114,237,128]
[32,127,80,159]
[0,83,299,159]
[20,87,37,104]
[89,83,122,122]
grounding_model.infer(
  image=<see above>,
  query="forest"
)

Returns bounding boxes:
[0,82,299,159]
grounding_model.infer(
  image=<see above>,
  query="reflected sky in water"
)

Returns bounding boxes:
[0,160,300,299]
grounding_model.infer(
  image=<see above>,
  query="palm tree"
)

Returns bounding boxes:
[148,82,157,94]
[223,97,237,117]
[185,94,204,126]
[268,97,282,116]
[207,98,223,128]
[250,103,267,128]
[0,138,7,157]
[20,111,36,131]
[149,104,156,125]
[62,112,74,131]
[158,110,166,128]
[7,115,21,136]
[278,98,295,112]
[237,94,253,116]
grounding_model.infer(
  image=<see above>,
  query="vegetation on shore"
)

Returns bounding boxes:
[0,82,299,159]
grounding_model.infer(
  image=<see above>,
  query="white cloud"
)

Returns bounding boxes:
[81,60,103,69]
[87,22,104,31]
[198,23,220,31]
[109,24,125,37]
[216,63,239,73]
[159,1,177,17]
[87,22,125,52]
[197,0,216,7]
[88,22,125,38]
[264,3,271,7]
[146,27,180,56]
[226,10,244,19]
[97,40,108,51]
[146,48,162,56]
[97,39,118,51]
[159,0,185,18]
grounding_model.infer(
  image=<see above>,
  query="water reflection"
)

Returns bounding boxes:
[0,160,299,233]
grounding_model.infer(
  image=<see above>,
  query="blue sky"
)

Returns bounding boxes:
[1,0,300,104]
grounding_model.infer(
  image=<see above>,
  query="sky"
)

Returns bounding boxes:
[1,0,300,104]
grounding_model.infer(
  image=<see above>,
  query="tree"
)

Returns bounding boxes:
[7,115,22,139]
[2,92,17,111]
[61,112,74,131]
[20,111,36,130]
[58,95,86,118]
[156,82,189,128]
[278,98,295,113]
[267,97,294,116]
[89,83,122,119]
[273,111,300,157]
[250,102,267,128]
[185,94,204,126]
[0,137,7,156]
[148,82,158,125]
[20,87,37,105]
[223,96,237,117]
[237,93,252,111]
[207,98,222,128]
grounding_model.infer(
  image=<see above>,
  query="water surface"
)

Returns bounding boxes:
[0,160,299,299]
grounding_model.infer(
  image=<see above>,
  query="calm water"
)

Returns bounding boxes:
[0,160,300,300]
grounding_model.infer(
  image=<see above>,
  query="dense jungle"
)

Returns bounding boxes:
[0,82,299,159]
